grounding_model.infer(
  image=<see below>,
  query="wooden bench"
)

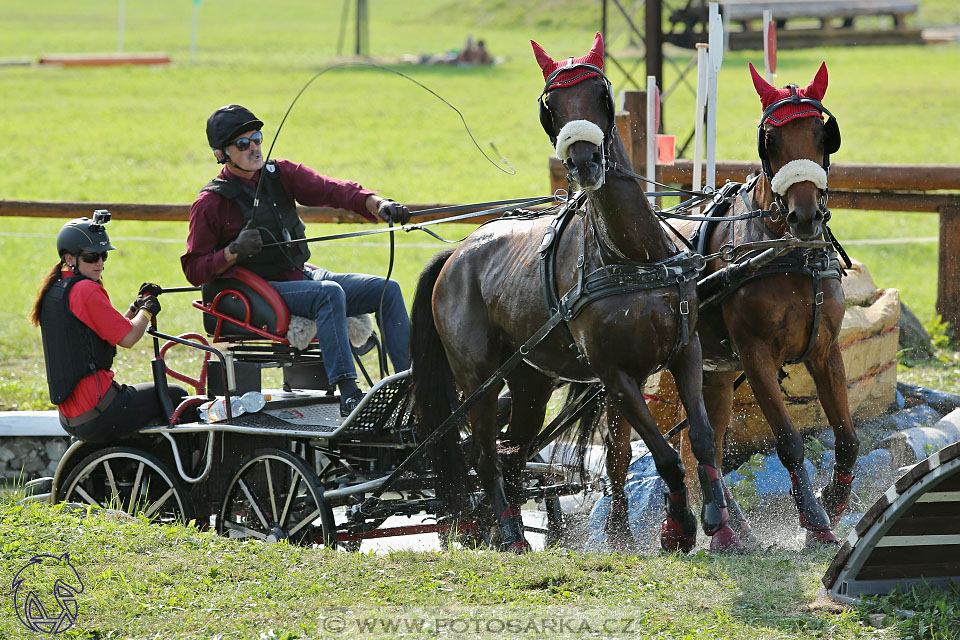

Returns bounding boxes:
[721,0,919,30]
[666,0,922,49]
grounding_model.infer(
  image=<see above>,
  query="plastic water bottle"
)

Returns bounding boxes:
[239,391,266,414]
[198,396,245,423]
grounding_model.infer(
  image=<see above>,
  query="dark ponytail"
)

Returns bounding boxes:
[30,263,65,326]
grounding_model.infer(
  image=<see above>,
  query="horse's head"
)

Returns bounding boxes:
[751,62,842,239]
[532,33,615,191]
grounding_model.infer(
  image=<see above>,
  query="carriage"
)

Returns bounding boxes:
[39,265,592,550]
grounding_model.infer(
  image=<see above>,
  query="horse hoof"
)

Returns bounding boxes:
[660,519,696,554]
[708,525,743,553]
[821,495,850,528]
[804,528,841,547]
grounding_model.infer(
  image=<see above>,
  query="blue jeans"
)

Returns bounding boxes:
[270,268,410,384]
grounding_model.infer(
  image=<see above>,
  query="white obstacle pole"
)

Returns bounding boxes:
[707,2,724,191]
[117,0,126,53]
[763,10,773,82]
[692,43,709,212]
[646,75,657,206]
[190,0,201,65]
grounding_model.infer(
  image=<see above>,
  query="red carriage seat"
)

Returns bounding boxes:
[194,266,292,343]
[191,266,382,394]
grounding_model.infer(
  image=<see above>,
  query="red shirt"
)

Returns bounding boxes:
[181,159,378,286]
[57,273,134,417]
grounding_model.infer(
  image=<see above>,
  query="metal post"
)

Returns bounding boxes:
[117,0,125,53]
[601,0,608,68]
[646,76,658,206]
[692,43,709,209]
[707,2,724,191]
[763,9,774,82]
[355,0,366,56]
[190,0,200,65]
[645,0,663,90]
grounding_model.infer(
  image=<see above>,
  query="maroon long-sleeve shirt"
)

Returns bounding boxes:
[181,159,378,285]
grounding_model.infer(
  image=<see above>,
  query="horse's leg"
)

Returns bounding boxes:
[604,372,697,553]
[499,366,555,539]
[602,399,636,551]
[805,343,859,527]
[668,341,742,552]
[465,389,532,552]
[738,346,839,545]
[439,286,530,552]
[701,369,758,547]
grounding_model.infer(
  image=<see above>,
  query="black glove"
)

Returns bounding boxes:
[138,282,163,297]
[137,294,162,317]
[377,199,411,225]
[229,221,263,259]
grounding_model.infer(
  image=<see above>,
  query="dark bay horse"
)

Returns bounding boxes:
[411,33,740,553]
[672,62,856,545]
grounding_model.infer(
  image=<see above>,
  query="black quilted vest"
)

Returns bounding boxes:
[201,160,310,279]
[40,275,117,404]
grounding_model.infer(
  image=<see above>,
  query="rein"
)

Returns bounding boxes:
[259,195,559,249]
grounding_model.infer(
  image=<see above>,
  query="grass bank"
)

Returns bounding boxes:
[4,499,949,640]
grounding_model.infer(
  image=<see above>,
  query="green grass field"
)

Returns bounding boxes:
[3,499,956,640]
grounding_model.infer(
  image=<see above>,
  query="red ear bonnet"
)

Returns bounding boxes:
[531,32,605,92]
[750,61,829,126]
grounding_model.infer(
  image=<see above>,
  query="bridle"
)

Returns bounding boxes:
[538,63,616,181]
[756,85,842,221]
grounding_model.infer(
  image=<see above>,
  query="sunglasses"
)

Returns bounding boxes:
[79,251,108,264]
[230,131,263,151]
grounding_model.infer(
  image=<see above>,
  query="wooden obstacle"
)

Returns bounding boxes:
[823,437,960,600]
[38,53,171,67]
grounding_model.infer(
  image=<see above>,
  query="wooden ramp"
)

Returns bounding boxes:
[823,440,960,601]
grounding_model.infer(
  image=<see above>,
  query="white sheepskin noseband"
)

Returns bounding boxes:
[555,119,604,163]
[770,159,828,196]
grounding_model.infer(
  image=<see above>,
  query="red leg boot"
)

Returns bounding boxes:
[660,487,698,554]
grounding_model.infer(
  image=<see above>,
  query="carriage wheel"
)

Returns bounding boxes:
[217,449,336,548]
[56,447,194,522]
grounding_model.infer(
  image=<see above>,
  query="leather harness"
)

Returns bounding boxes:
[690,176,846,364]
[538,196,704,371]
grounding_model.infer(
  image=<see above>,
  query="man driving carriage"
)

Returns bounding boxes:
[181,104,412,416]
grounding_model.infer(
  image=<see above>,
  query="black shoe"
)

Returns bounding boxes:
[340,390,365,418]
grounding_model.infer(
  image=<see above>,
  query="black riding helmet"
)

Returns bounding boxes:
[57,216,116,259]
[206,104,264,153]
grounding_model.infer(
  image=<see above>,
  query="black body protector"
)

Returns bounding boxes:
[201,160,311,280]
[40,276,116,405]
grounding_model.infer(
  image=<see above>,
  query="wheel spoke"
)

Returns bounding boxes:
[287,507,322,537]
[129,462,146,513]
[144,488,175,518]
[102,460,119,503]
[279,473,302,527]
[265,459,278,522]
[221,519,267,541]
[72,483,102,507]
[238,478,270,530]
